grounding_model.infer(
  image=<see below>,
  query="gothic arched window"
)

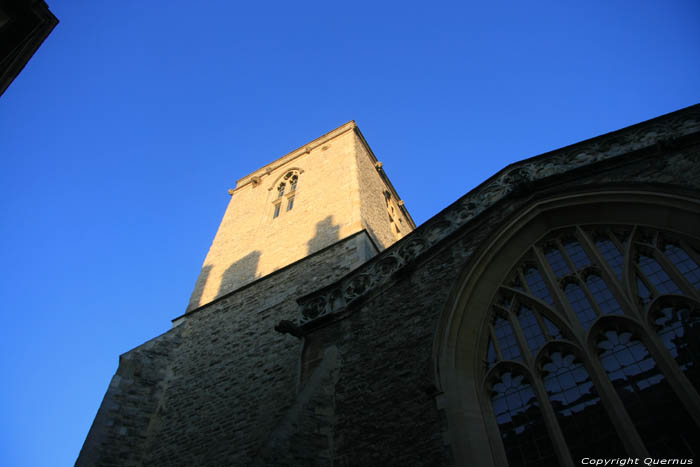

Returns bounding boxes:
[478,225,700,464]
[271,170,301,219]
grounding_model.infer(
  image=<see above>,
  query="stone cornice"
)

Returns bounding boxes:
[294,104,700,326]
[229,121,357,195]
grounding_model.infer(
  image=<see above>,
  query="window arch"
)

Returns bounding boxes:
[436,190,700,466]
[269,169,302,219]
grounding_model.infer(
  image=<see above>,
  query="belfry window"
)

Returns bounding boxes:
[480,225,700,464]
[271,170,301,219]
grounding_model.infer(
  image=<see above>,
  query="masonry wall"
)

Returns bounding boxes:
[295,136,700,465]
[353,130,413,248]
[80,110,700,466]
[78,232,378,466]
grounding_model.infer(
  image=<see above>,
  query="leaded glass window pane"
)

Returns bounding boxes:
[485,224,700,465]
[562,238,591,269]
[544,246,571,278]
[597,331,700,457]
[491,373,557,466]
[585,275,622,316]
[653,305,700,393]
[664,244,700,289]
[638,254,682,295]
[542,317,562,340]
[636,275,652,305]
[494,316,522,361]
[517,306,546,354]
[487,338,497,369]
[595,236,624,280]
[542,352,625,460]
[523,266,554,305]
[564,283,597,329]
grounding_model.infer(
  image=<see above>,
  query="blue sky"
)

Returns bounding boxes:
[1,1,698,465]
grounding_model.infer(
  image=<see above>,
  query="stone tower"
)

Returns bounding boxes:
[185,121,415,312]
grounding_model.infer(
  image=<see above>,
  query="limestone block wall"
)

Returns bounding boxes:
[296,135,700,465]
[78,232,378,466]
[187,123,406,312]
[353,129,414,249]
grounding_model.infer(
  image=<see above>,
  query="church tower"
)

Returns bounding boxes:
[186,121,415,312]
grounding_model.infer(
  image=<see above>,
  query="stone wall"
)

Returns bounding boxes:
[354,129,411,248]
[79,105,700,466]
[294,129,700,465]
[78,231,377,466]
[186,122,412,313]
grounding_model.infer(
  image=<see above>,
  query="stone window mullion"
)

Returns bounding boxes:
[581,340,650,458]
[529,374,576,466]
[652,248,699,300]
[533,310,553,341]
[679,239,700,273]
[507,303,534,366]
[643,321,700,429]
[489,321,504,361]
[642,302,700,427]
[623,227,640,303]
[577,275,605,321]
[577,226,639,318]
[533,246,586,340]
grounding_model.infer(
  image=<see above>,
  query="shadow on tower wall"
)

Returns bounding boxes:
[218,250,261,298]
[188,264,213,310]
[307,216,340,256]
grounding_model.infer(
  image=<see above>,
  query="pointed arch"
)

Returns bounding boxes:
[433,187,700,466]
[267,167,304,192]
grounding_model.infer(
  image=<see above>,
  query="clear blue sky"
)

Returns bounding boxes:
[1,1,698,465]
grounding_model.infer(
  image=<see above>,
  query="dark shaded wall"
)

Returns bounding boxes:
[297,128,700,465]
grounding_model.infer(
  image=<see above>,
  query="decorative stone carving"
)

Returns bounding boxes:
[297,108,700,324]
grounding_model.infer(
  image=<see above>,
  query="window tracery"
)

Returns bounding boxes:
[482,224,700,464]
[271,170,301,219]
[539,349,623,460]
[488,371,557,466]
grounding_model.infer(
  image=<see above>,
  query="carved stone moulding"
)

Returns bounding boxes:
[296,107,700,325]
